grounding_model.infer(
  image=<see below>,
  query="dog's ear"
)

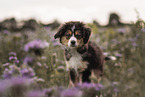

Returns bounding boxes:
[54,25,65,39]
[83,27,91,44]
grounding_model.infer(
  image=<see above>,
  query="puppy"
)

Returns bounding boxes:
[54,21,104,86]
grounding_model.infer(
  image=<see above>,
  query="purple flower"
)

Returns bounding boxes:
[132,42,137,47]
[24,56,33,64]
[128,38,135,42]
[9,52,17,56]
[95,84,104,91]
[51,38,61,46]
[20,68,35,78]
[103,52,109,56]
[76,83,103,97]
[10,77,30,86]
[37,62,42,67]
[3,63,10,66]
[3,30,10,35]
[115,53,122,57]
[111,39,120,44]
[2,68,13,79]
[15,60,19,63]
[0,77,31,97]
[61,88,82,97]
[141,28,145,32]
[116,28,126,33]
[114,88,119,93]
[77,83,104,91]
[57,66,65,72]
[26,90,45,97]
[0,81,9,96]
[9,77,31,97]
[9,56,17,61]
[24,39,49,52]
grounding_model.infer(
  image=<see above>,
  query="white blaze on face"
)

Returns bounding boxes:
[68,24,78,47]
[68,34,77,47]
[71,24,75,32]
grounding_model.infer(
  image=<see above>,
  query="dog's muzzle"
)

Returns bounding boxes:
[70,40,76,47]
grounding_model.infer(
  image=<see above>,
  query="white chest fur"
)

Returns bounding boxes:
[65,48,88,72]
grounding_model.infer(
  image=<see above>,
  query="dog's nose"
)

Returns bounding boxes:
[71,40,76,45]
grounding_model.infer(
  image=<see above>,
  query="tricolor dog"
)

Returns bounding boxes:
[54,21,104,86]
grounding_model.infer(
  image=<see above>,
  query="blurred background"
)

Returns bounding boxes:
[0,0,145,24]
[0,0,145,97]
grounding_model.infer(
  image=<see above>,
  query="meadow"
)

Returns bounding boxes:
[0,16,145,97]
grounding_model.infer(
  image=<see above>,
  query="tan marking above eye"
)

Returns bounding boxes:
[67,30,72,35]
[75,30,81,35]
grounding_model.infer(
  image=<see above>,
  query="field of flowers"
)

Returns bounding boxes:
[0,17,145,97]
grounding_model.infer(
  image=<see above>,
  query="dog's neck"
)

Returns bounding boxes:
[77,44,88,54]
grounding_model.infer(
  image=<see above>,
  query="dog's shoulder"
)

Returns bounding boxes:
[87,41,103,55]
[80,41,104,69]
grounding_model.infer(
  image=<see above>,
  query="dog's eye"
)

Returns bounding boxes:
[75,34,81,39]
[66,34,71,37]
[75,31,82,39]
[65,30,72,39]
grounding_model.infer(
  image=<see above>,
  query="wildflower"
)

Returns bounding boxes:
[2,68,13,79]
[114,88,119,93]
[77,83,104,91]
[20,67,35,78]
[3,63,10,67]
[10,77,30,87]
[57,66,65,73]
[43,88,54,97]
[26,90,45,97]
[2,65,20,79]
[0,80,9,96]
[111,39,120,44]
[112,82,119,86]
[61,88,82,97]
[51,38,61,46]
[24,39,49,56]
[3,30,10,35]
[9,56,17,61]
[15,60,19,63]
[128,38,135,42]
[43,63,48,69]
[95,84,104,91]
[24,56,33,64]
[103,52,109,56]
[24,39,49,52]
[9,77,31,97]
[37,62,42,67]
[116,28,126,34]
[115,53,122,57]
[8,56,19,64]
[77,83,103,97]
[132,42,137,47]
[141,28,145,32]
[9,52,17,56]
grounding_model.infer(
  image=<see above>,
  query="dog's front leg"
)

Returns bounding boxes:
[69,69,81,87]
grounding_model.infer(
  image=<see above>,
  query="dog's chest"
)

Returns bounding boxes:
[65,49,88,71]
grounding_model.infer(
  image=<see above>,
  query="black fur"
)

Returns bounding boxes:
[65,41,104,83]
[54,21,104,85]
[54,21,91,44]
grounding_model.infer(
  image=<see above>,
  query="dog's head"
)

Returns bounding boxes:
[54,21,91,48]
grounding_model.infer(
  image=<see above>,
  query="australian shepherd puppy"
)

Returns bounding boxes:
[54,21,104,86]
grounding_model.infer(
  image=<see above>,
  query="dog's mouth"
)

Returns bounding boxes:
[70,44,77,47]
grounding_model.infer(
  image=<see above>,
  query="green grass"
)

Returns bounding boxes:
[0,19,145,97]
